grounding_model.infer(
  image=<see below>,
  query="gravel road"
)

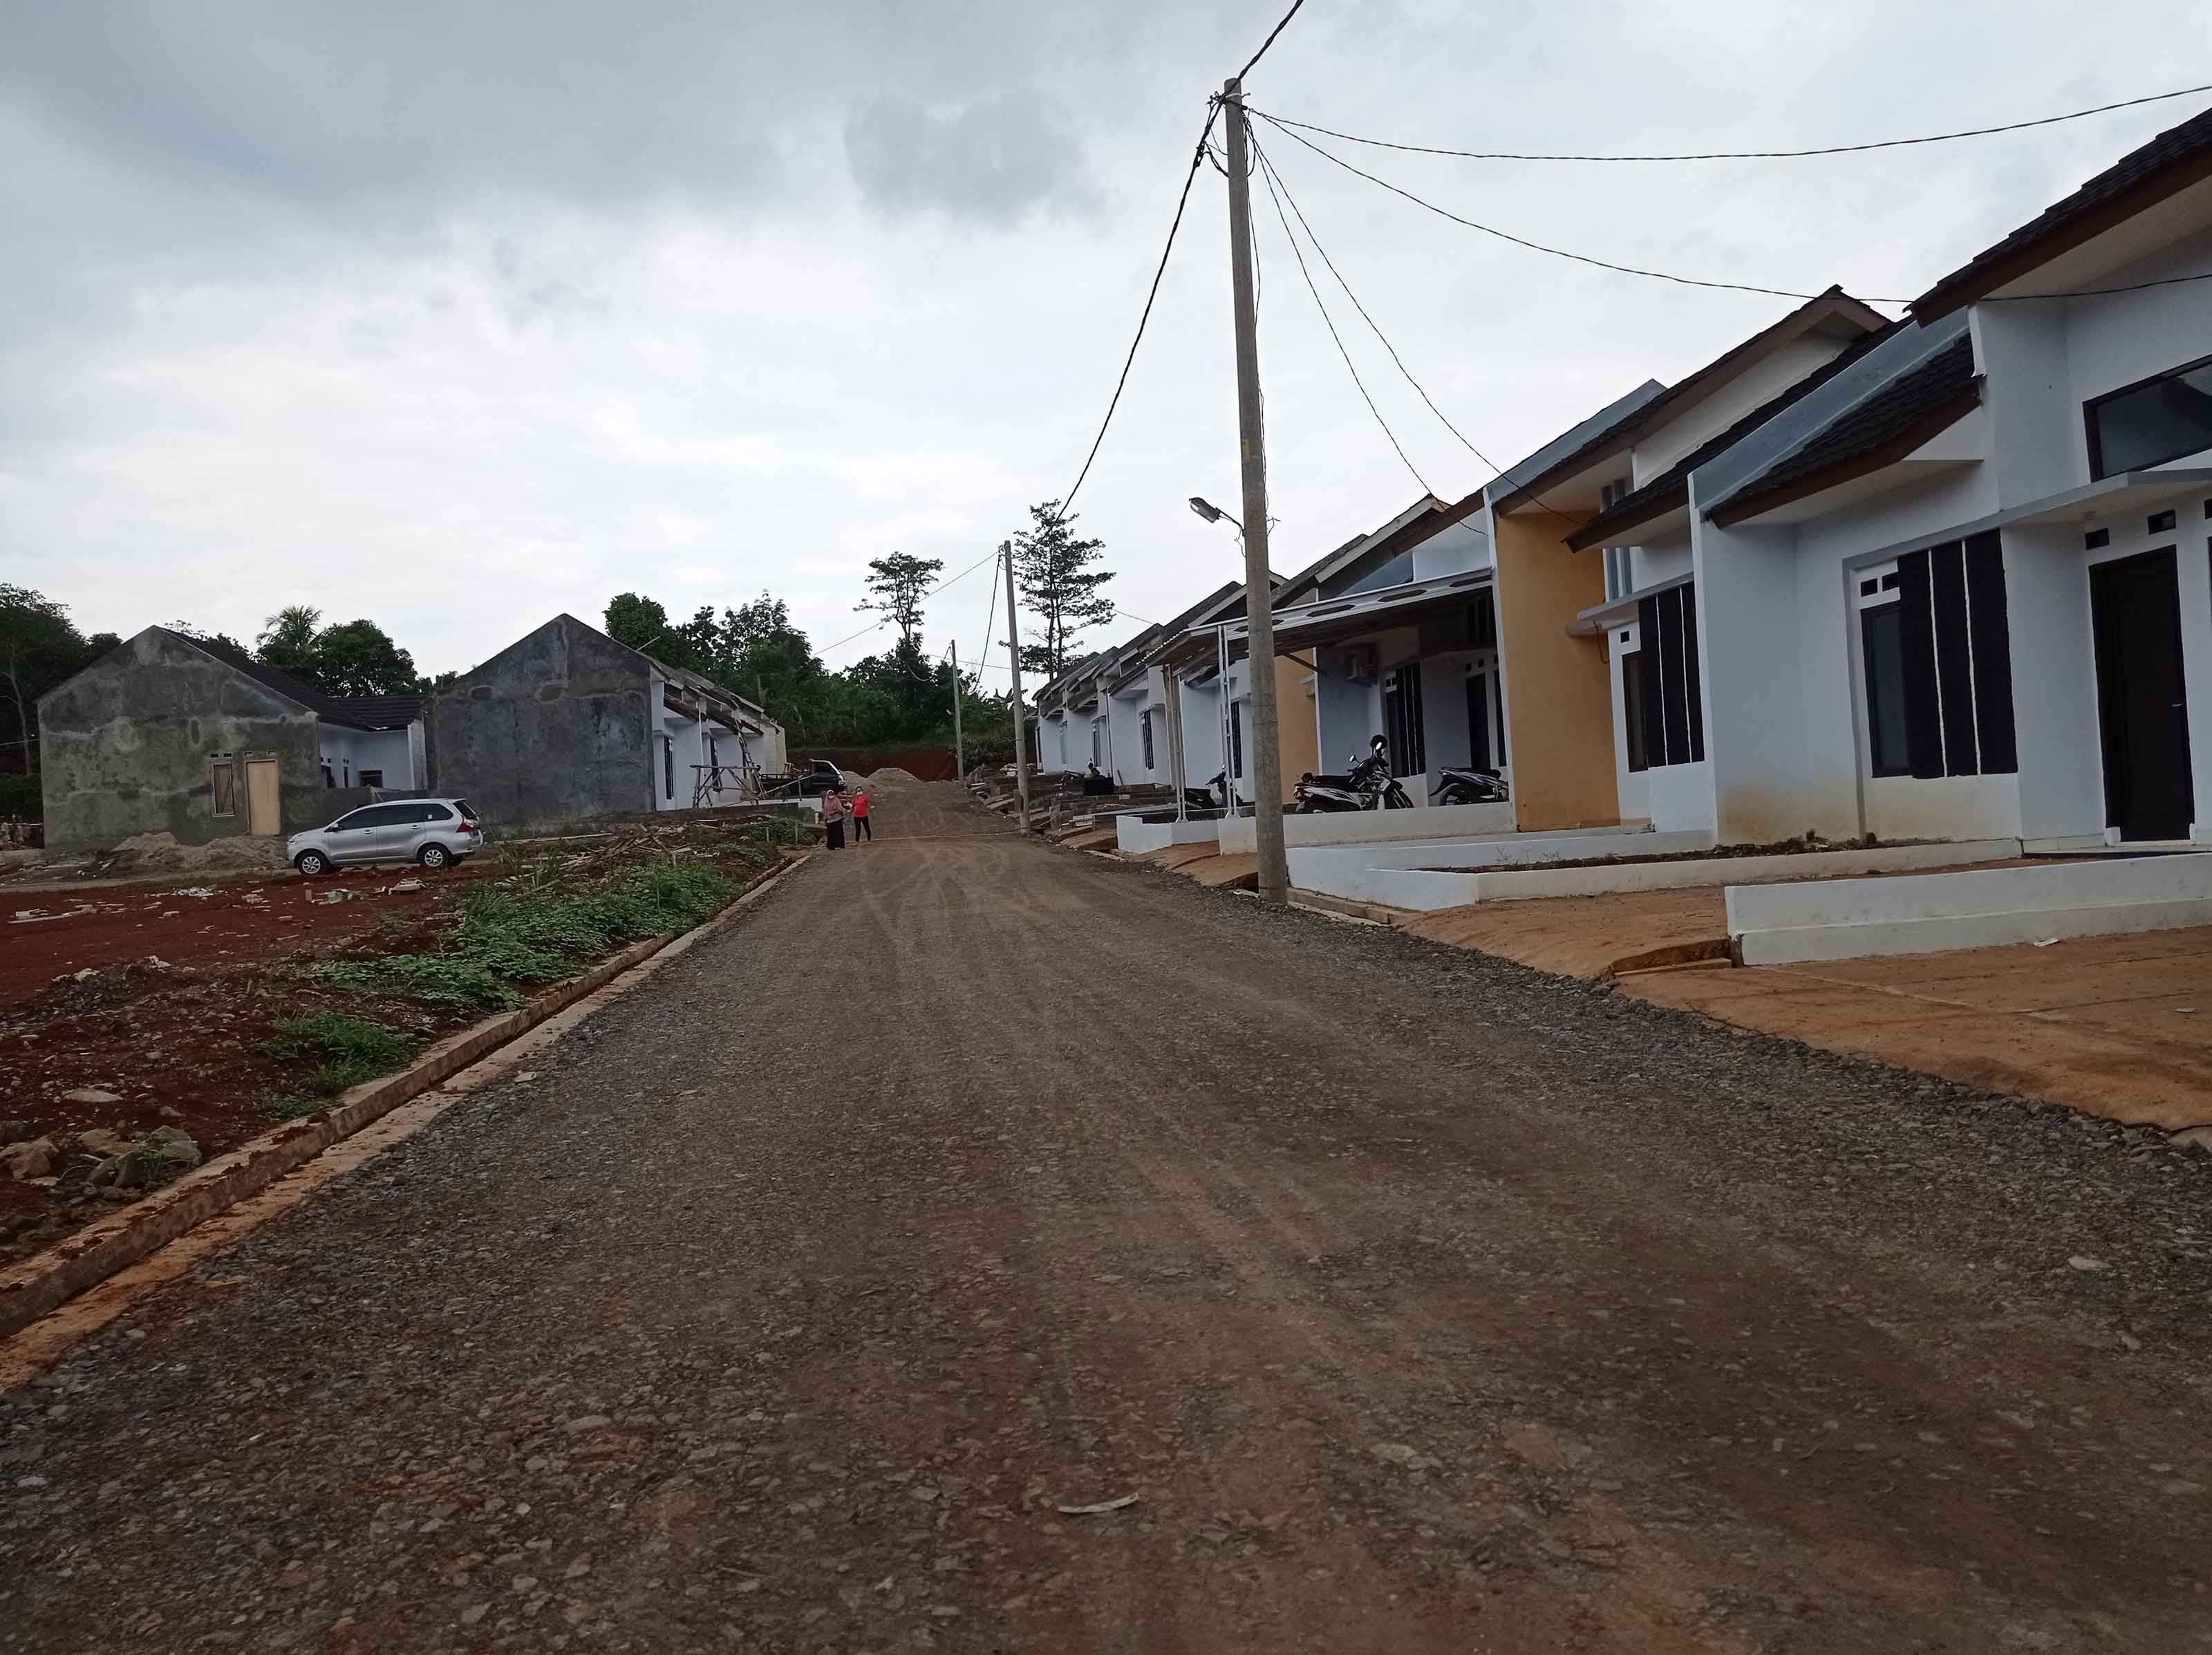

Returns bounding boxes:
[6,783,2211,1652]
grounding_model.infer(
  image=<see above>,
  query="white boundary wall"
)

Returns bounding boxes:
[1292,834,2021,912]
[1730,852,2212,964]
[1116,816,1223,854]
[1217,800,1517,855]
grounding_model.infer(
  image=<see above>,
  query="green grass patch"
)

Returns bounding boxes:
[310,855,741,1012]
[257,1011,418,1096]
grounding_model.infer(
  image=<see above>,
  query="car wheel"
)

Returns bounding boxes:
[294,849,331,876]
[418,843,452,870]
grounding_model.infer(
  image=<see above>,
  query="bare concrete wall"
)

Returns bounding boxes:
[431,616,652,831]
[37,630,326,852]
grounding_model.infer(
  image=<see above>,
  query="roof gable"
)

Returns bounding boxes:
[1912,108,2212,321]
[1487,290,1887,511]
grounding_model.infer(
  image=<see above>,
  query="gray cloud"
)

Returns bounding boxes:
[845,89,1101,224]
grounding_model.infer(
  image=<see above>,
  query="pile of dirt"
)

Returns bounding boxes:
[863,767,923,790]
[42,831,292,881]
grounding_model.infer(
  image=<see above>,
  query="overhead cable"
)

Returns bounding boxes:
[1062,106,1222,509]
[816,548,997,660]
[1248,83,2212,163]
[1235,0,1308,84]
[1251,135,1433,494]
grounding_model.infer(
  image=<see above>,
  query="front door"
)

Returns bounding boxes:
[244,757,282,836]
[2091,548,2195,841]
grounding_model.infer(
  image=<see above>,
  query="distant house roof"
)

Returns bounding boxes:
[161,628,424,731]
[1487,289,1888,513]
[1566,320,1906,550]
[1707,335,1981,527]
[1911,109,2212,321]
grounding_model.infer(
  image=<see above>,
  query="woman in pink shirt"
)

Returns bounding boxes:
[822,785,849,850]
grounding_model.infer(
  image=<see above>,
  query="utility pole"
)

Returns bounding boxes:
[1221,77,1290,904]
[1002,540,1033,832]
[948,639,966,779]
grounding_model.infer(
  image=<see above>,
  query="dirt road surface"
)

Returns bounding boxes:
[6,783,2211,1652]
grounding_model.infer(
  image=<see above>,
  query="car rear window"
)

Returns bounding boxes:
[418,803,453,822]
[453,800,476,821]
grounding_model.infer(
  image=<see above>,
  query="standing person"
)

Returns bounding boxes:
[850,785,872,843]
[822,784,848,850]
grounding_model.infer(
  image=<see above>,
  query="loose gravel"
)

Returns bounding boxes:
[3,785,2209,1653]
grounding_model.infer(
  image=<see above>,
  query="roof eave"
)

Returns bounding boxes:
[1910,147,2212,323]
[1707,389,1983,528]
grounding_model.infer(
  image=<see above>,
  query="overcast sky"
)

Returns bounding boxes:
[6,1,2209,680]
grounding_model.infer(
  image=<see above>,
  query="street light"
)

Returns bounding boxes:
[1188,496,1243,533]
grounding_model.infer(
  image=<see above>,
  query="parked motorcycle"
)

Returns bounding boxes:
[1430,765,1509,807]
[1291,736,1414,813]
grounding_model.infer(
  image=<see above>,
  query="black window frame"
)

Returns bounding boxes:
[2084,349,2212,480]
[1383,662,1427,778]
[1139,709,1155,772]
[1858,601,1912,778]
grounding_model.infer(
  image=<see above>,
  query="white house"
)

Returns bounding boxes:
[1577,108,2212,848]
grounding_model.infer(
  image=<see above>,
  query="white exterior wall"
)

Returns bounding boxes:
[1676,218,2212,848]
[1106,686,1153,785]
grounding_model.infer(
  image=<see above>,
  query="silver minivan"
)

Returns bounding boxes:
[289,797,484,875]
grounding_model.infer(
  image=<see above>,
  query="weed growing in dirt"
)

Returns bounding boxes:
[258,1011,418,1095]
[317,953,525,1010]
[255,1095,327,1122]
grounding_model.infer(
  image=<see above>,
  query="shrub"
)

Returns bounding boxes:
[258,1011,418,1094]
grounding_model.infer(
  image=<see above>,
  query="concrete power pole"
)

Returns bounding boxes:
[1222,77,1291,905]
[1002,541,1033,832]
[948,639,965,780]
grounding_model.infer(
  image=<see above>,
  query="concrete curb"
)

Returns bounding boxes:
[0,853,807,1340]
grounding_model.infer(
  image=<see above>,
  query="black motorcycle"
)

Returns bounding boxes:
[1430,765,1509,807]
[1290,736,1414,813]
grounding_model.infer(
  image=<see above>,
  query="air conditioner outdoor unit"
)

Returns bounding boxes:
[1342,646,1378,684]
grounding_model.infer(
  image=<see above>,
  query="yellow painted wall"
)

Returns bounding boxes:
[1493,509,1622,831]
[1275,655,1320,800]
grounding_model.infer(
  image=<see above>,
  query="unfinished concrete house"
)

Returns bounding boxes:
[37,626,427,852]
[431,615,785,831]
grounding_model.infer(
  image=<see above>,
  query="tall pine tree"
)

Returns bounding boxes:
[1010,500,1114,680]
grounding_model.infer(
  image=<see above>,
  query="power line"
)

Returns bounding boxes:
[1255,111,1846,301]
[1236,0,1308,84]
[1257,109,2212,309]
[1255,137,1497,476]
[1250,133,1432,494]
[973,555,999,685]
[816,548,997,660]
[1248,82,2212,163]
[1062,106,1221,509]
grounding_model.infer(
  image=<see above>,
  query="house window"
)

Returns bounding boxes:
[1604,546,1633,601]
[1229,701,1246,779]
[1468,590,1498,650]
[1855,532,2017,779]
[209,760,237,817]
[1383,662,1427,777]
[1620,629,1649,773]
[1620,585,1703,769]
[321,763,335,788]
[1140,710,1155,772]
[2086,351,2212,479]
[663,735,675,798]
[1091,718,1105,769]
[1465,671,1492,772]
[358,769,384,789]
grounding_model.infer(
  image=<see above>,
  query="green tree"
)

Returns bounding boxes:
[1010,501,1114,680]
[855,552,944,651]
[311,619,420,697]
[0,585,96,782]
[604,592,710,673]
[256,605,323,681]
